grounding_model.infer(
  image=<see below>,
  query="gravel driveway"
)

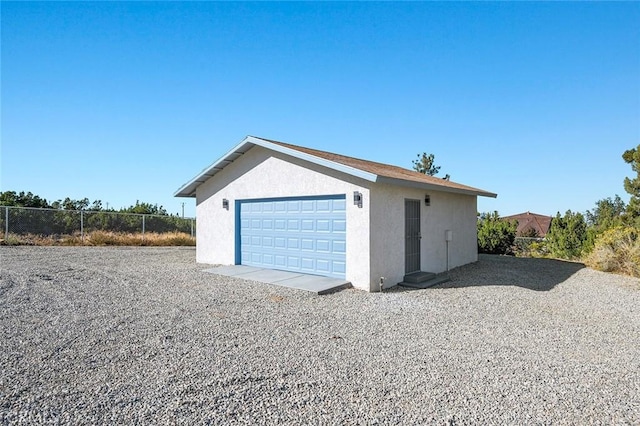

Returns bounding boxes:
[1,246,639,424]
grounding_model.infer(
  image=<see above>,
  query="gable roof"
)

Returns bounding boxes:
[502,212,553,237]
[174,135,497,198]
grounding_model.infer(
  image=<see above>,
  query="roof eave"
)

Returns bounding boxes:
[376,176,498,198]
[252,136,378,182]
[173,138,257,198]
[174,136,379,198]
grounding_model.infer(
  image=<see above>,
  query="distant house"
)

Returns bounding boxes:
[175,136,497,292]
[502,212,552,237]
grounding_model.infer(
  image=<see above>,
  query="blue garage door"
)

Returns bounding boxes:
[238,195,346,278]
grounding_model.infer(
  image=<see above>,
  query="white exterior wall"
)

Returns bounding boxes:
[369,184,478,289]
[195,146,373,290]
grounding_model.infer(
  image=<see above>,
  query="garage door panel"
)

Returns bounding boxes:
[301,239,314,250]
[287,256,300,268]
[300,257,314,270]
[333,219,346,232]
[317,220,330,232]
[239,195,346,278]
[332,240,346,253]
[333,261,346,274]
[316,259,330,273]
[316,239,330,252]
[316,200,331,212]
[287,201,301,212]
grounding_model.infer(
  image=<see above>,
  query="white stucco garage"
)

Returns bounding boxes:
[175,136,496,292]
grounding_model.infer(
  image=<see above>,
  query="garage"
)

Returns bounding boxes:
[237,195,346,278]
[175,135,496,291]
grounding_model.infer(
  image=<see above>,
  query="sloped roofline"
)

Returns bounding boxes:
[174,135,497,198]
[502,212,552,220]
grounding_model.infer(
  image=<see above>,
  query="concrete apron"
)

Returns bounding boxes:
[203,265,352,295]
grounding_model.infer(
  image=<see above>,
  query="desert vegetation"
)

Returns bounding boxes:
[2,231,195,246]
[478,145,640,278]
[0,193,194,246]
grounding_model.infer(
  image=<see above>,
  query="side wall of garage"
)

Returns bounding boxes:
[196,146,373,290]
[369,184,478,289]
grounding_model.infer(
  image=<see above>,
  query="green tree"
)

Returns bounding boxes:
[586,195,626,230]
[622,144,640,219]
[58,197,90,210]
[90,200,103,211]
[477,211,517,254]
[412,152,450,179]
[545,210,588,260]
[121,201,168,215]
[0,191,50,208]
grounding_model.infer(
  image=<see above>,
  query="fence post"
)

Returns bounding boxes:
[191,219,194,237]
[142,215,145,242]
[4,206,8,240]
[81,211,84,242]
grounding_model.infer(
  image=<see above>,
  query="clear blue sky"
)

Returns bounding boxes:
[2,2,639,218]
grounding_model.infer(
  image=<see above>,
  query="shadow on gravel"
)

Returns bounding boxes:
[434,254,585,291]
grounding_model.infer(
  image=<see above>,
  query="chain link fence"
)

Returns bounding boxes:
[1,206,195,242]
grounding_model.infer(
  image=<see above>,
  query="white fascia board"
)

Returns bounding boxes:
[173,138,256,197]
[376,176,498,198]
[174,135,380,198]
[248,136,378,183]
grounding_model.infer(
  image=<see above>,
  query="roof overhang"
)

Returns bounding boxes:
[174,136,377,198]
[174,135,497,199]
[376,176,497,198]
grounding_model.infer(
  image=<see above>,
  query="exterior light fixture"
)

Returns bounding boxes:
[425,194,431,206]
[353,191,363,208]
[222,199,229,210]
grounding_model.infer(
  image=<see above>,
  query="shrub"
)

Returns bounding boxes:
[477,212,517,254]
[0,231,195,246]
[585,226,640,277]
[545,210,588,260]
[528,240,549,257]
[87,231,195,246]
[513,237,547,258]
[1,234,26,246]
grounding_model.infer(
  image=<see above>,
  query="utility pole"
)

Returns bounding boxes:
[181,202,185,218]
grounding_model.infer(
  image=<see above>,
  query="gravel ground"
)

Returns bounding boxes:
[1,246,639,425]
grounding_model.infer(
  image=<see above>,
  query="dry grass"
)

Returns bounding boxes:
[1,231,195,247]
[584,227,640,278]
